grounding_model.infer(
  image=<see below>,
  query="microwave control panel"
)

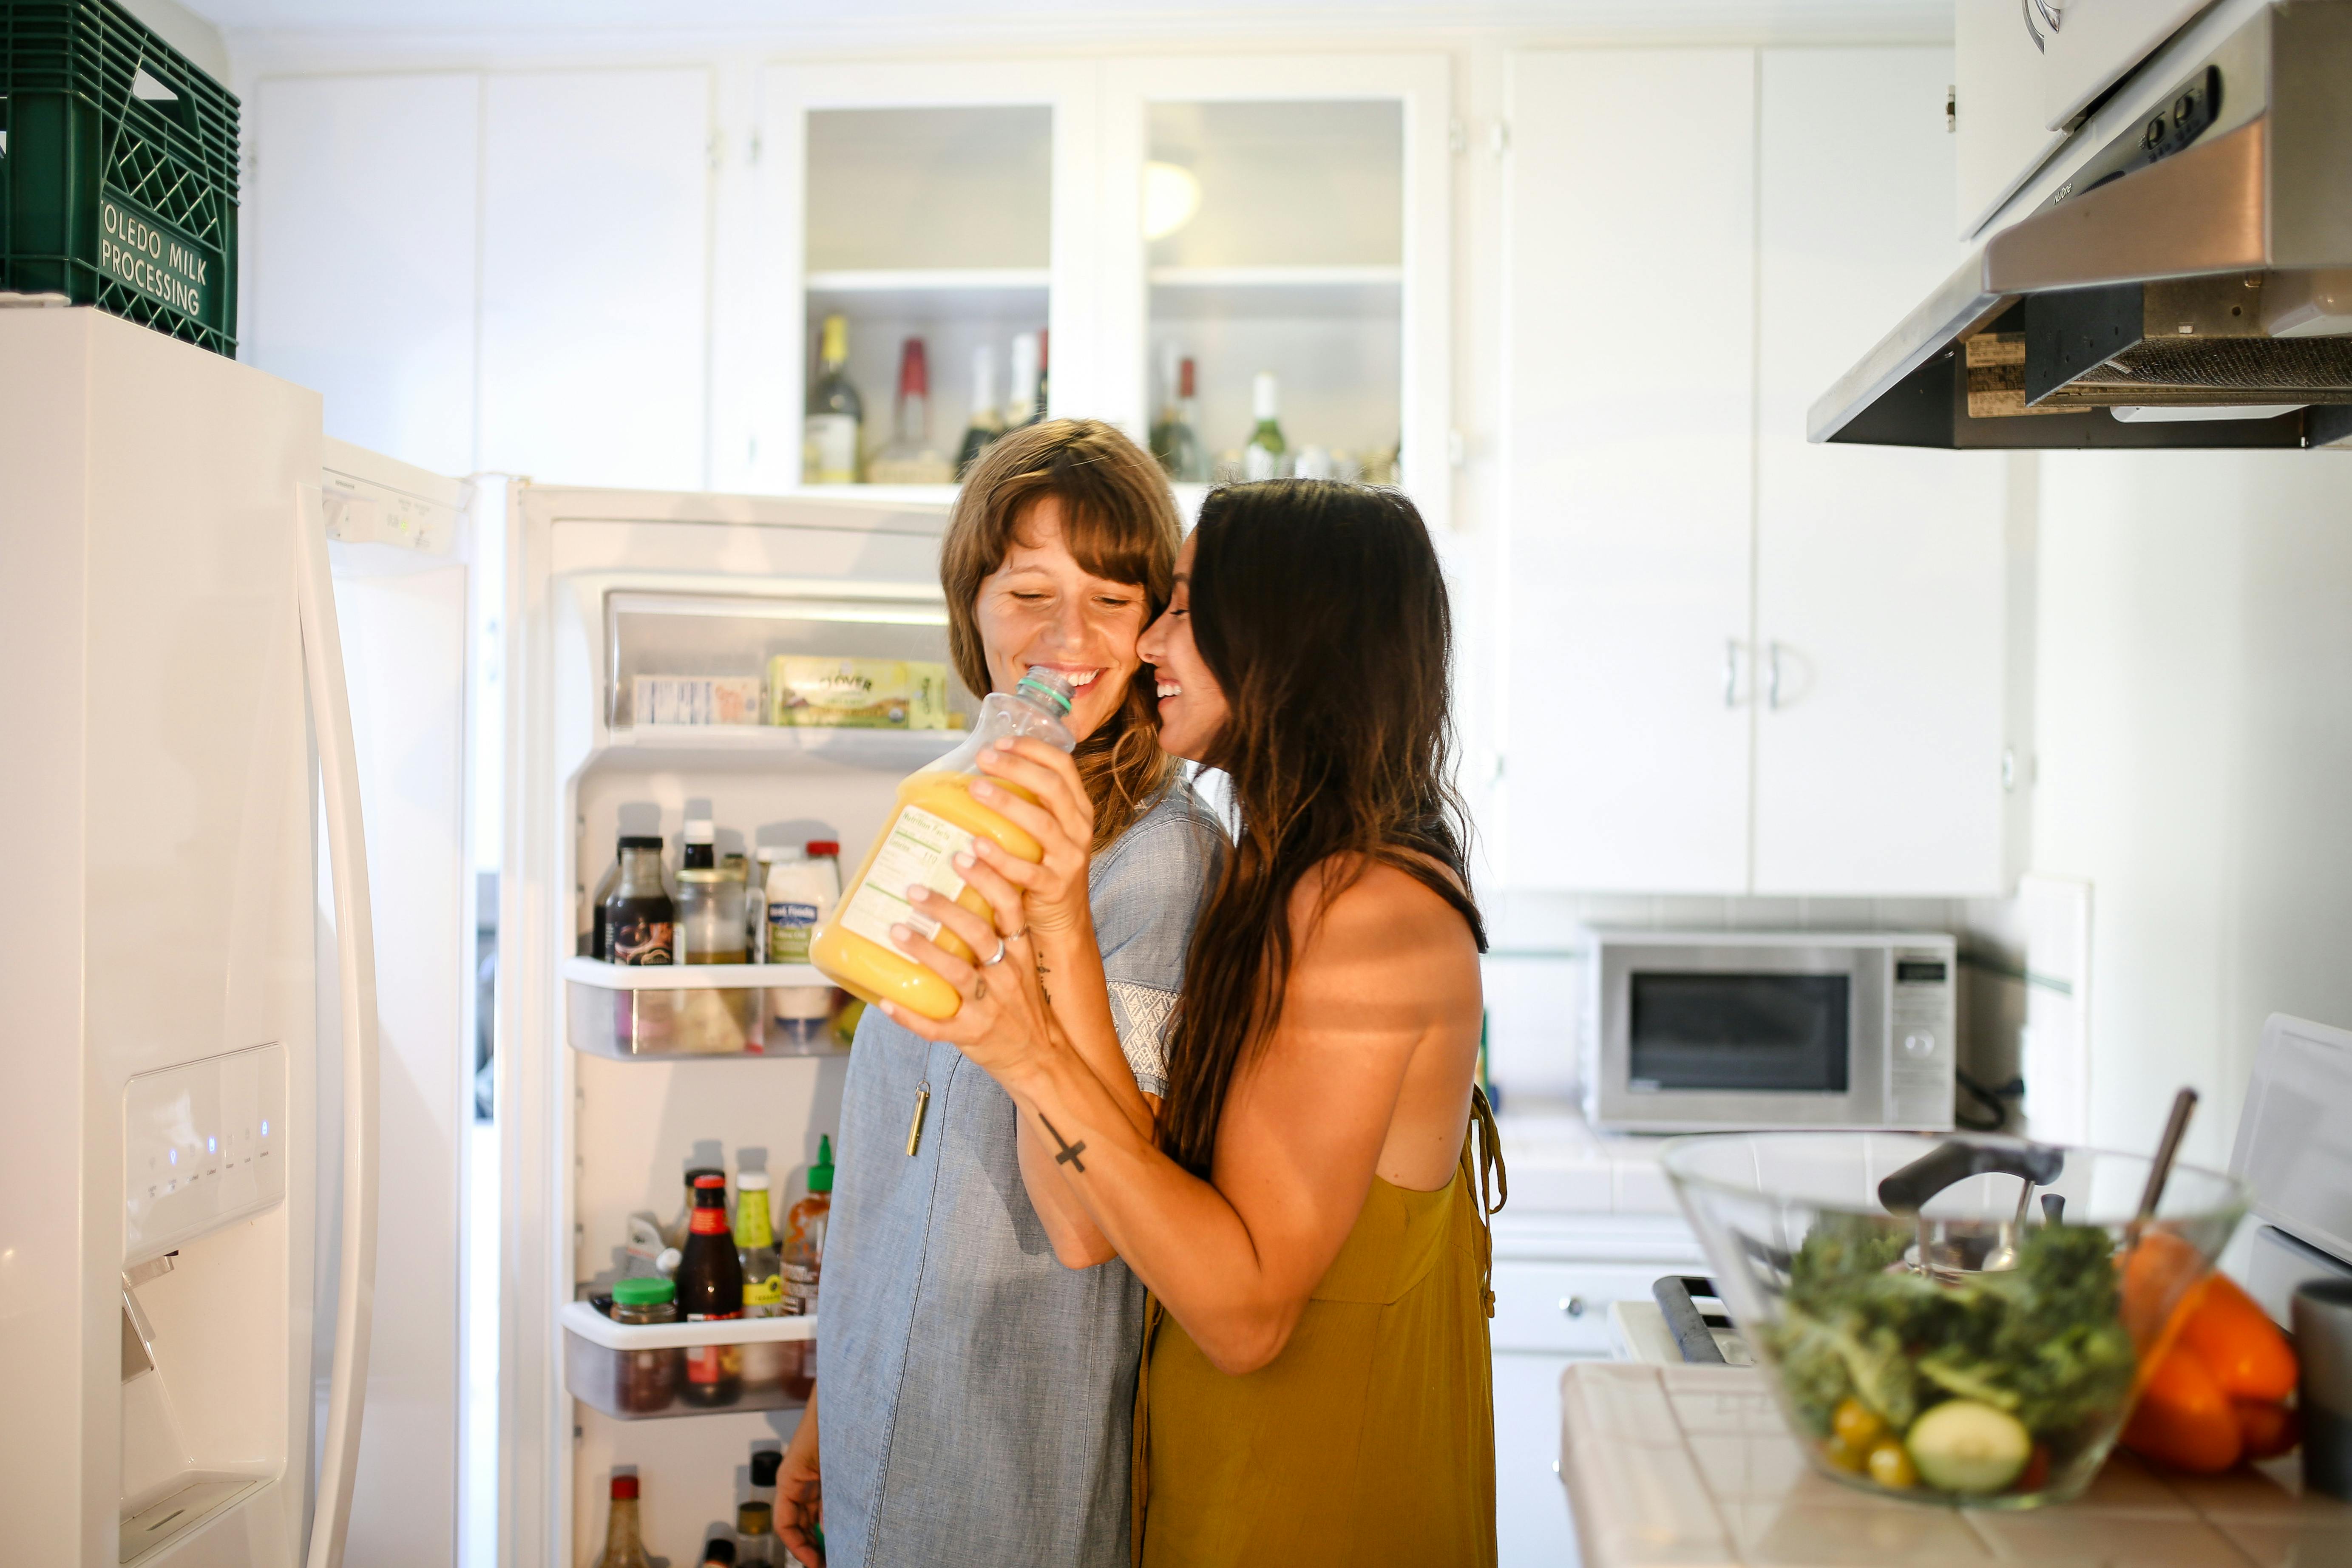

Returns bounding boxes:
[123,1043,287,1265]
[1887,947,1958,1127]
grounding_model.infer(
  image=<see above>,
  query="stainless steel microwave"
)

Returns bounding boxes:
[1580,930,1957,1134]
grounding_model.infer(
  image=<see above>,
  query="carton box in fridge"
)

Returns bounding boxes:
[767,658,950,729]
[633,675,764,726]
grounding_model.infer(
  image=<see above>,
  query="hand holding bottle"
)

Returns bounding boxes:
[966,736,1097,939]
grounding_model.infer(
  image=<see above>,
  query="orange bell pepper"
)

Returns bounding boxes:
[2179,1274,2299,1403]
[2122,1347,2243,1473]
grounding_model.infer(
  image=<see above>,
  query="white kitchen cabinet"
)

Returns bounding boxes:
[1493,1352,1580,1568]
[1752,49,2015,896]
[244,72,482,477]
[1499,48,1759,894]
[1954,0,2070,236]
[1501,46,2019,898]
[477,68,715,491]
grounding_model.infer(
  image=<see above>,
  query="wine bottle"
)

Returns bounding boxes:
[1007,332,1043,429]
[1243,371,1288,481]
[956,344,1005,478]
[1149,351,1207,482]
[803,313,863,485]
[868,337,953,484]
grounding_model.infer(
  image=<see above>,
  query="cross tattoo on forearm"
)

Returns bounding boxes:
[1040,1112,1087,1172]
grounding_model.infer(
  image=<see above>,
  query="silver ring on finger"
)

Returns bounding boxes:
[979,936,1009,967]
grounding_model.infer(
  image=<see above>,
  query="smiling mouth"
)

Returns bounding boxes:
[1156,680,1182,700]
[1033,665,1104,690]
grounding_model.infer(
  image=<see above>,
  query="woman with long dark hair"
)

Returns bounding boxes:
[774,421,1224,1568]
[874,479,1501,1565]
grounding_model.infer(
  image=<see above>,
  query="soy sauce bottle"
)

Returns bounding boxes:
[603,836,675,965]
[676,1173,744,1406]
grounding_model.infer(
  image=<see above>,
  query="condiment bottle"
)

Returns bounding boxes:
[735,1170,786,1390]
[766,845,841,1047]
[780,1139,833,1401]
[592,1475,652,1568]
[736,1501,777,1567]
[678,869,747,964]
[676,1173,743,1407]
[698,1539,736,1568]
[603,837,675,965]
[810,668,1076,1018]
[609,1276,679,1415]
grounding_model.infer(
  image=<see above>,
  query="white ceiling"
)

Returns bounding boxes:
[190,0,1952,43]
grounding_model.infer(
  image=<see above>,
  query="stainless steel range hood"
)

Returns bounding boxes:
[1811,0,2352,451]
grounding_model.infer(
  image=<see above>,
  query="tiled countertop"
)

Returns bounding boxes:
[1558,1363,2352,1568]
[1492,1108,1682,1215]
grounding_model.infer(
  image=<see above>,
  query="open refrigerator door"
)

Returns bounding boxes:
[497,483,962,1565]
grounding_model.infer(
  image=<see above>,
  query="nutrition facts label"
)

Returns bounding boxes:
[836,805,975,948]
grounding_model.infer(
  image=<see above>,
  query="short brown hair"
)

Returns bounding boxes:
[941,419,1181,849]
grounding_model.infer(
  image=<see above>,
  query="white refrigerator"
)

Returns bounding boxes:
[0,306,477,1568]
[496,481,960,1565]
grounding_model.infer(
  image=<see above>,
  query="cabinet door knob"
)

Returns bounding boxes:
[1559,1295,1587,1318]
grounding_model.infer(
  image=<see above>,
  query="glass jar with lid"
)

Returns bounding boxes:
[611,1276,681,1414]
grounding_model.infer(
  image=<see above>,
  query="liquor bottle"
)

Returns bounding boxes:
[1149,351,1206,482]
[592,1475,653,1568]
[803,313,863,485]
[868,338,953,484]
[735,1168,786,1390]
[1243,371,1289,481]
[1007,332,1043,430]
[955,345,1004,478]
[676,1173,744,1406]
[602,837,675,966]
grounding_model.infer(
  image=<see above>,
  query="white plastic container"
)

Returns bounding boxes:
[766,848,842,1049]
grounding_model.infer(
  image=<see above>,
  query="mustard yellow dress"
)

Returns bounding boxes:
[1133,1092,1506,1567]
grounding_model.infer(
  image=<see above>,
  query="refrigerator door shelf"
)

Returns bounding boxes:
[599,721,964,774]
[565,957,829,990]
[563,957,850,1060]
[561,1299,815,1421]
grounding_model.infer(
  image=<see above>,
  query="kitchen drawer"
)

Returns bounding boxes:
[1490,1260,1702,1355]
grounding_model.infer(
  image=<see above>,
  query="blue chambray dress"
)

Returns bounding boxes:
[815,778,1223,1568]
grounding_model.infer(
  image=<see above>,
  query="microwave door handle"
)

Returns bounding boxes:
[296,484,382,1568]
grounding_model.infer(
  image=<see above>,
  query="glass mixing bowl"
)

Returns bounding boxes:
[1663,1131,2249,1509]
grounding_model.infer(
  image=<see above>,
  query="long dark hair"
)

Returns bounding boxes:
[1156,480,1484,1176]
[942,419,1180,850]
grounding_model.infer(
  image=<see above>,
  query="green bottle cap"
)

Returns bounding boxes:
[808,1134,835,1194]
[613,1276,675,1306]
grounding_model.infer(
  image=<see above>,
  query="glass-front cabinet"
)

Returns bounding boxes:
[750,55,1451,527]
[753,61,1098,499]
[1099,54,1452,528]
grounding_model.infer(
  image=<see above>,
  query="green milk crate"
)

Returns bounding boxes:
[0,0,238,354]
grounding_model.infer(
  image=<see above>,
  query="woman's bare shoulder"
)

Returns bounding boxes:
[1287,854,1478,970]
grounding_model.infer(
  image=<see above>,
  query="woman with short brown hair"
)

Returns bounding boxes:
[773,420,1223,1568]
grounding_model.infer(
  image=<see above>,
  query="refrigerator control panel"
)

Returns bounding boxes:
[123,1044,287,1265]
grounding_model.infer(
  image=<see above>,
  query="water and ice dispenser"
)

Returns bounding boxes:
[117,1045,291,1563]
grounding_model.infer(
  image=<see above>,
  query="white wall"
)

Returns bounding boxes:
[2032,450,2352,1170]
[121,0,230,84]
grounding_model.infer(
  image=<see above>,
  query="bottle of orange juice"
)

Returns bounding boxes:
[810,667,1076,1018]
